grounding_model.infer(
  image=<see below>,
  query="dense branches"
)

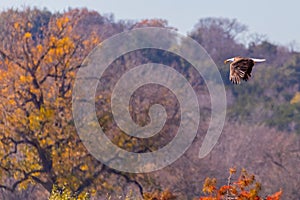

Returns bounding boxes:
[0,8,299,200]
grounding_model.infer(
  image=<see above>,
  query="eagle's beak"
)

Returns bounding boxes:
[224,58,234,64]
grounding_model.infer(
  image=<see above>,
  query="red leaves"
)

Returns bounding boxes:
[266,190,282,200]
[199,168,282,200]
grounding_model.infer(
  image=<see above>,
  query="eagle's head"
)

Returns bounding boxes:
[224,57,234,64]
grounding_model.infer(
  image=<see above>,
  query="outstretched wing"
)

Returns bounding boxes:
[250,58,266,63]
[229,58,254,84]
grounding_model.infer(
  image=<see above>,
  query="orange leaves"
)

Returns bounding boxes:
[144,189,177,200]
[49,35,57,46]
[229,167,237,175]
[266,190,282,200]
[199,168,282,200]
[19,75,27,82]
[14,22,20,30]
[82,31,100,50]
[36,44,43,53]
[23,32,32,40]
[56,16,69,31]
[218,185,234,196]
[55,37,74,56]
[199,197,216,200]
[203,177,217,194]
[47,35,75,61]
[236,169,255,190]
[19,75,33,83]
[45,17,79,68]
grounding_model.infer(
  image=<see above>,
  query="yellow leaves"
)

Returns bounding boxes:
[45,53,53,63]
[90,188,97,196]
[61,147,70,158]
[80,164,89,171]
[18,180,29,191]
[48,35,74,60]
[30,171,41,178]
[29,114,41,130]
[40,106,54,119]
[29,86,40,95]
[30,44,44,62]
[49,184,90,200]
[48,36,75,59]
[0,11,105,196]
[55,46,64,57]
[39,106,46,116]
[19,75,33,83]
[40,139,47,146]
[29,106,55,130]
[19,75,26,82]
[23,32,32,39]
[58,36,72,47]
[77,192,91,200]
[49,185,72,200]
[57,37,75,55]
[202,177,216,194]
[229,167,236,175]
[56,17,69,31]
[290,92,300,104]
[49,35,57,46]
[7,99,15,106]
[55,97,66,107]
[13,170,22,180]
[40,137,55,147]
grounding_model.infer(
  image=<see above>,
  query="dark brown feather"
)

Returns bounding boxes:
[229,58,254,84]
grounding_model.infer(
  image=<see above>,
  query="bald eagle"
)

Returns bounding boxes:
[224,56,266,84]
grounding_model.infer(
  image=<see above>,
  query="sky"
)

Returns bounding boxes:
[2,0,300,50]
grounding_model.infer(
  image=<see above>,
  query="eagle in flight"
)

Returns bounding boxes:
[224,56,266,84]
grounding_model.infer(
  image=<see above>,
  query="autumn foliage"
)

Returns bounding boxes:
[0,8,101,196]
[0,7,297,200]
[199,168,282,200]
[143,189,177,200]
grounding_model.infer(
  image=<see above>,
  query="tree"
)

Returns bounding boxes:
[189,17,247,64]
[199,168,282,200]
[0,8,178,199]
[1,8,299,199]
[0,8,111,198]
